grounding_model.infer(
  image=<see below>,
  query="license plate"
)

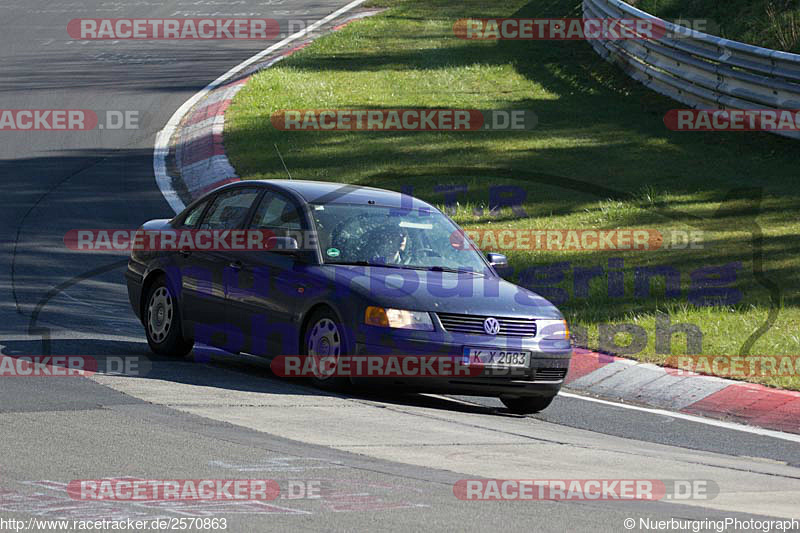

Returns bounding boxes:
[462,347,530,368]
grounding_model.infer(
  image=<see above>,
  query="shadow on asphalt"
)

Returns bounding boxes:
[0,336,517,416]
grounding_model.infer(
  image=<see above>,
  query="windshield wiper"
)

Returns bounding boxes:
[426,266,485,276]
[327,261,424,271]
[326,261,402,268]
[327,261,484,276]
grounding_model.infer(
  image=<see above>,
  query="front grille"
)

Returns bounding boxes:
[533,368,568,382]
[437,313,537,337]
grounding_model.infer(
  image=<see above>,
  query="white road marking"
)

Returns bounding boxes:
[422,393,488,407]
[559,392,800,444]
[153,0,371,213]
[426,392,800,444]
[0,333,144,343]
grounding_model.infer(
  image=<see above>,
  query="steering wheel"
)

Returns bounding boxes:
[406,247,442,264]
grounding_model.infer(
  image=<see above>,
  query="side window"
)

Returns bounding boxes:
[250,192,303,231]
[180,200,208,229]
[201,189,259,230]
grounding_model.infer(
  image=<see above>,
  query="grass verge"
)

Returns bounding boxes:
[631,0,800,53]
[225,0,800,390]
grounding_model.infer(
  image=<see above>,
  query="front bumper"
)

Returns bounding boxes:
[351,327,572,397]
[125,263,144,321]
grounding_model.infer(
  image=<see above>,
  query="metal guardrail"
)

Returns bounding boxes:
[583,0,800,139]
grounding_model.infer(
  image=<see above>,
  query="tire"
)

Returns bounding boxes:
[500,395,555,414]
[144,275,194,357]
[302,308,350,391]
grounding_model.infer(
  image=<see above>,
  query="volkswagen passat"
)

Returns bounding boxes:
[125,180,572,413]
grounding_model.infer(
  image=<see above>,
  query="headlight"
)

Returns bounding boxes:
[365,306,434,331]
[537,319,570,340]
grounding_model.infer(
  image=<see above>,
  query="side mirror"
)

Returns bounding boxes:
[265,236,316,263]
[486,253,508,268]
[266,236,300,251]
[266,236,315,263]
[487,253,510,278]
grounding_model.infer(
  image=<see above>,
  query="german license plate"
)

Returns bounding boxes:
[463,347,530,368]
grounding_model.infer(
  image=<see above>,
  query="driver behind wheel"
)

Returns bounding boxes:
[388,229,409,264]
[366,226,410,265]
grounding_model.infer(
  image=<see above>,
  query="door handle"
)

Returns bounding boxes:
[229,261,242,271]
[179,249,191,258]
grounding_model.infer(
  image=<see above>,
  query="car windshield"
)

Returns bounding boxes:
[310,203,489,274]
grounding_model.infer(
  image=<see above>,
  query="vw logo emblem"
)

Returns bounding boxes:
[483,317,500,336]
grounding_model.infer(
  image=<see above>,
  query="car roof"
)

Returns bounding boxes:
[235,179,437,211]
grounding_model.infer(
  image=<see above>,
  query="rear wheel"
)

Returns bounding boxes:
[303,308,350,390]
[500,395,555,414]
[144,276,193,357]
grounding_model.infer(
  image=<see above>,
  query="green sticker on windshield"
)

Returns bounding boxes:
[326,248,340,258]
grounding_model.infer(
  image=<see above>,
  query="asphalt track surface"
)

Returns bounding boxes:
[0,1,798,532]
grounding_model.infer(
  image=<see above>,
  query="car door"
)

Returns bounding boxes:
[170,197,210,330]
[178,187,260,353]
[226,189,310,357]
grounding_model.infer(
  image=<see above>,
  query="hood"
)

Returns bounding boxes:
[325,265,563,319]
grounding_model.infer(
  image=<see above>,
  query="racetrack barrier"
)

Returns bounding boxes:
[583,0,800,140]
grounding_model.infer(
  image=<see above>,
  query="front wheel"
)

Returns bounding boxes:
[303,308,350,390]
[144,276,194,357]
[500,395,555,414]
